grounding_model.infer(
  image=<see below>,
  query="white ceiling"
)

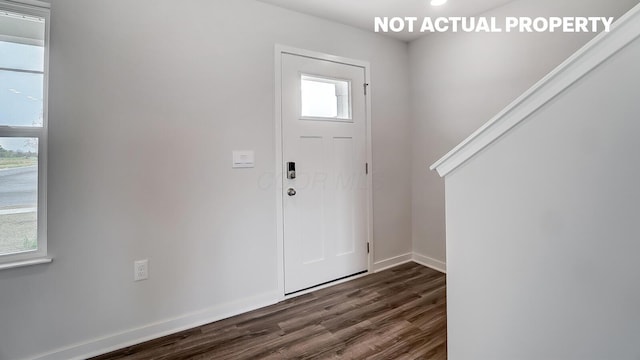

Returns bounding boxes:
[258,0,517,42]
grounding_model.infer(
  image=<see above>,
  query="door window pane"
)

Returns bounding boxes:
[0,137,38,255]
[0,70,44,127]
[301,75,351,120]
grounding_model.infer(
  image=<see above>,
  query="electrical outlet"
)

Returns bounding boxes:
[134,259,148,281]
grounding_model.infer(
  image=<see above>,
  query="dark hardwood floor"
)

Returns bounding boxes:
[92,262,447,360]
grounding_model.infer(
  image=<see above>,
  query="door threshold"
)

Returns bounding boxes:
[285,270,368,298]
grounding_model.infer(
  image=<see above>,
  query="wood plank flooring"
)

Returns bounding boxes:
[91,262,447,360]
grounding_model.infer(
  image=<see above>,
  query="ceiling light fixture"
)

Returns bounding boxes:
[430,0,448,6]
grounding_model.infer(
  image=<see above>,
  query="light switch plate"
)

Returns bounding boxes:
[232,150,255,168]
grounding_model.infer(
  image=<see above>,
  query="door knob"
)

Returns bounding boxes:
[287,188,297,196]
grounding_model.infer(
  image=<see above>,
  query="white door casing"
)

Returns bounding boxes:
[279,50,370,294]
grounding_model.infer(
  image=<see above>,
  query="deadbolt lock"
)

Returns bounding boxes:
[287,162,296,179]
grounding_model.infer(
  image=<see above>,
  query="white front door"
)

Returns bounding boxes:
[281,52,369,294]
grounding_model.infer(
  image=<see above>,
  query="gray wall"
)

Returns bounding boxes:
[409,0,639,265]
[0,1,412,359]
[445,32,640,359]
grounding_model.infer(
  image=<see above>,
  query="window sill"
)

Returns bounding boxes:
[0,257,52,271]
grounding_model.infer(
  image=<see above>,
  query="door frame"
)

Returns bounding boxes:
[274,45,373,299]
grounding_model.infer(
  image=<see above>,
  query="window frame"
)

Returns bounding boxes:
[299,73,353,122]
[0,0,50,269]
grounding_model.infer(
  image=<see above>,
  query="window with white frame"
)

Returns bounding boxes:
[0,1,49,267]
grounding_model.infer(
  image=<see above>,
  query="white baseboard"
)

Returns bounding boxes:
[373,252,413,272]
[33,291,280,360]
[412,253,447,273]
[32,253,446,360]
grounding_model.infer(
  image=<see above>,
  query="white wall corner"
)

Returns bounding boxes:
[429,2,640,178]
[33,291,281,360]
[373,253,413,272]
[413,253,447,274]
